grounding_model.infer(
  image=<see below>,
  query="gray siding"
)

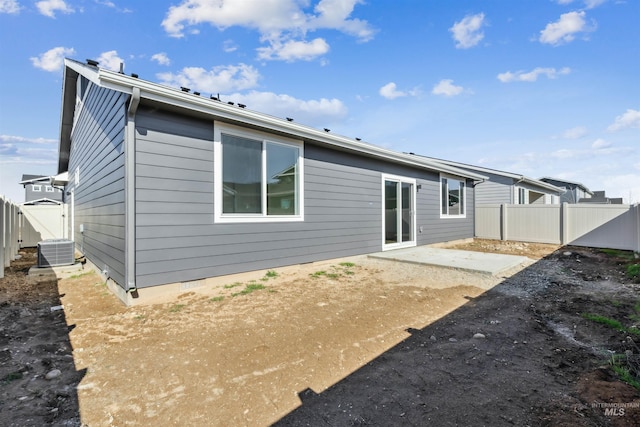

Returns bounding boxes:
[66,79,127,286]
[416,176,475,245]
[475,173,513,205]
[134,110,476,288]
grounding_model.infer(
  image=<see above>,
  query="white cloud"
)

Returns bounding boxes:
[562,126,588,139]
[97,50,124,71]
[449,13,486,49]
[30,46,75,72]
[431,79,464,97]
[36,0,74,18]
[591,138,612,149]
[223,90,348,127]
[554,0,606,7]
[584,0,607,9]
[607,109,640,132]
[551,148,576,159]
[379,82,404,100]
[497,67,571,82]
[157,63,261,93]
[0,0,20,14]
[151,52,171,66]
[0,135,57,144]
[161,0,374,61]
[539,11,594,46]
[256,38,329,61]
[223,39,238,53]
[378,82,420,100]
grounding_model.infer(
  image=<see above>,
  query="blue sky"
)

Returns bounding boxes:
[1,0,638,203]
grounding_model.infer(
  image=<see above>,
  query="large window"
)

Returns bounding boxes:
[215,123,303,222]
[441,176,465,217]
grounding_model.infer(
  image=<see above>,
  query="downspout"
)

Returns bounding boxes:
[125,87,140,296]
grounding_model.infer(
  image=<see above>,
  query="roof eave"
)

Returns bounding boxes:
[60,61,486,181]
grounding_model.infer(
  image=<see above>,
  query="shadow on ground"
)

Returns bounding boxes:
[0,248,86,427]
[274,248,640,426]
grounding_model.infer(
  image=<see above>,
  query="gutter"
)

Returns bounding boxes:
[125,87,140,296]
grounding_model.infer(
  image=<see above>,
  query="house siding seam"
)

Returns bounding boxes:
[66,80,127,286]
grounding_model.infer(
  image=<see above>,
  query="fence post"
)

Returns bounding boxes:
[0,197,4,278]
[10,202,17,261]
[635,203,640,253]
[500,204,508,241]
[4,199,10,268]
[560,203,569,245]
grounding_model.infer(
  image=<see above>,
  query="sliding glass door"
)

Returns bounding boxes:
[383,175,416,249]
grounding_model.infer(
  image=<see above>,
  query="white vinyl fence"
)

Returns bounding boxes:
[1,196,69,279]
[476,203,640,252]
[1,196,20,278]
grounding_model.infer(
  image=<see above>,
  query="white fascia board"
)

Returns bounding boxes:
[97,68,486,181]
[19,176,49,185]
[64,58,101,86]
[519,177,564,195]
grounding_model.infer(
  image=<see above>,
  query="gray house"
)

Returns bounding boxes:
[539,177,593,204]
[57,59,485,304]
[20,174,64,204]
[420,160,563,205]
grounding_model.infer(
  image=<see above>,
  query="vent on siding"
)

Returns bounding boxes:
[37,239,75,267]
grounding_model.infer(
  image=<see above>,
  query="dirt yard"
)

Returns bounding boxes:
[1,240,640,426]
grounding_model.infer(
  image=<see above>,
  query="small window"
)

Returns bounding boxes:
[517,187,526,204]
[215,123,303,223]
[45,186,54,192]
[32,184,42,192]
[440,176,465,217]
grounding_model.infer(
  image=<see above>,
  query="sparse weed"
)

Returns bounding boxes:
[610,354,640,391]
[209,296,224,302]
[339,262,356,268]
[169,304,186,313]
[627,264,640,282]
[600,248,636,261]
[265,270,278,278]
[68,271,94,279]
[582,312,640,336]
[2,372,23,383]
[310,270,327,278]
[232,283,265,297]
[224,282,242,289]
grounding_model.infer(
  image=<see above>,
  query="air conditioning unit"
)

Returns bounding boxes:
[37,239,75,267]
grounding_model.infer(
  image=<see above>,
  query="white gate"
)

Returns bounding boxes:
[19,204,68,247]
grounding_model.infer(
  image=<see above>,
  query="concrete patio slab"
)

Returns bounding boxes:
[368,246,531,276]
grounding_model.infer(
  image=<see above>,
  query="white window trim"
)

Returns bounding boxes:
[45,185,54,192]
[214,121,304,223]
[439,173,467,219]
[32,184,42,192]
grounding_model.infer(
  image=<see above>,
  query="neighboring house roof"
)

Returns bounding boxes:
[539,177,594,196]
[416,157,563,195]
[19,175,50,185]
[58,58,487,182]
[20,173,67,187]
[19,198,63,206]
